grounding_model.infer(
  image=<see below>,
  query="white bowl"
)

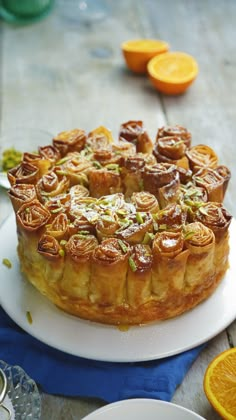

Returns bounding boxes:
[82,399,206,420]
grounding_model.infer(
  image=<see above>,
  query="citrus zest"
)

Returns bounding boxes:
[203,347,236,420]
[147,51,198,95]
[121,39,169,74]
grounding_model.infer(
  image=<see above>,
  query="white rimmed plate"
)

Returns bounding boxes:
[81,399,206,419]
[0,214,235,362]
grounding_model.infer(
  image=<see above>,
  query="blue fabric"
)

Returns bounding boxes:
[0,306,204,403]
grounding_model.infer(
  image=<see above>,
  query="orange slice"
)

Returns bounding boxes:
[203,347,236,420]
[121,39,169,74]
[147,51,198,95]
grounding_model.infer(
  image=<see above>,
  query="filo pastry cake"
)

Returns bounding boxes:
[7,122,232,325]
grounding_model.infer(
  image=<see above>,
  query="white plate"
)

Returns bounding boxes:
[81,399,205,419]
[0,214,236,363]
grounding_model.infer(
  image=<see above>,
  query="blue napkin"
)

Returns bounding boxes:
[0,306,204,402]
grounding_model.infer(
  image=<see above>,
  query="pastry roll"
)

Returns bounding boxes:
[121,155,145,198]
[186,144,218,172]
[143,163,180,208]
[116,212,153,244]
[96,213,120,242]
[7,162,39,186]
[131,191,159,214]
[152,231,189,299]
[88,126,114,145]
[155,203,187,232]
[37,234,64,288]
[60,234,98,299]
[23,152,51,177]
[193,202,232,274]
[89,238,130,305]
[112,141,136,157]
[59,155,94,186]
[53,129,87,156]
[119,120,144,143]
[89,169,122,198]
[69,184,90,202]
[93,149,122,167]
[38,144,61,165]
[176,166,193,184]
[153,136,189,169]
[193,167,225,202]
[119,120,153,154]
[127,244,153,307]
[44,193,71,217]
[8,183,37,212]
[36,171,70,203]
[214,165,231,197]
[45,213,69,241]
[156,125,192,149]
[184,222,215,289]
[16,200,51,275]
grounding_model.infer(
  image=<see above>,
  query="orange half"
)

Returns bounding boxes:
[121,39,169,74]
[204,347,236,420]
[147,51,198,95]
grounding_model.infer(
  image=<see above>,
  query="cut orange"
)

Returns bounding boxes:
[121,39,169,74]
[147,51,198,95]
[203,347,236,420]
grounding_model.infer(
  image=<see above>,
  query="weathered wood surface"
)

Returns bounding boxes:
[0,0,235,419]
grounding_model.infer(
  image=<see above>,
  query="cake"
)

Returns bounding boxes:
[7,121,232,325]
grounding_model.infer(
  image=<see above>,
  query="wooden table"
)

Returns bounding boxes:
[0,1,235,418]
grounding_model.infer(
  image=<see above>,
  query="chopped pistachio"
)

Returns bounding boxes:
[129,257,137,272]
[60,239,67,246]
[184,231,195,240]
[26,311,33,324]
[136,212,144,224]
[55,156,70,165]
[59,249,65,257]
[118,239,128,253]
[2,258,12,269]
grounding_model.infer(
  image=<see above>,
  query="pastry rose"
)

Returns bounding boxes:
[16,199,51,232]
[193,167,226,203]
[186,144,218,172]
[184,222,215,289]
[36,171,70,203]
[90,238,130,305]
[60,234,98,299]
[8,183,37,212]
[116,212,153,244]
[193,202,232,274]
[155,203,187,232]
[37,234,65,288]
[156,125,192,149]
[214,165,231,197]
[8,162,39,186]
[152,231,189,298]
[143,163,180,208]
[45,213,69,241]
[38,144,61,165]
[89,169,122,198]
[23,152,51,177]
[153,136,189,169]
[53,129,87,156]
[131,191,159,214]
[127,244,153,307]
[119,120,153,154]
[96,213,120,242]
[121,155,145,198]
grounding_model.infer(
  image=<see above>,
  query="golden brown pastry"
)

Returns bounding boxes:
[186,144,218,172]
[8,122,232,325]
[153,136,189,169]
[143,163,180,208]
[8,183,37,212]
[156,124,192,149]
